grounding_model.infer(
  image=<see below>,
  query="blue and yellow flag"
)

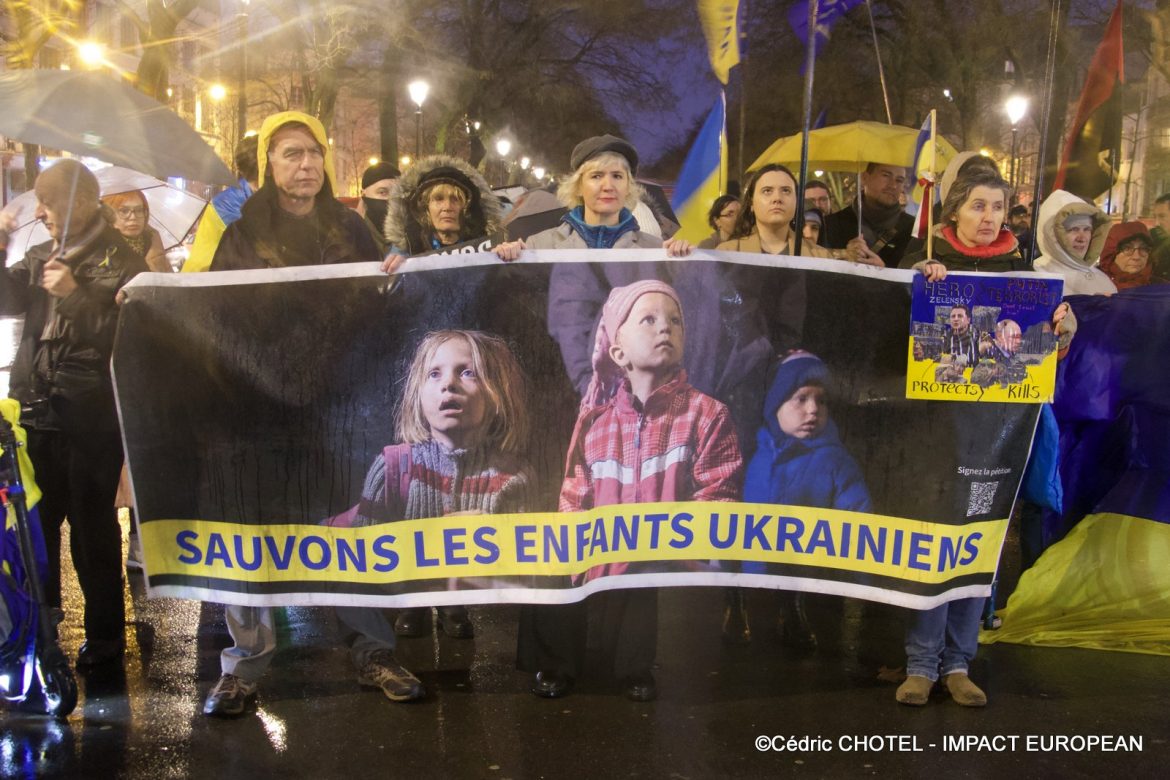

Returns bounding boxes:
[671,95,727,244]
[698,0,740,84]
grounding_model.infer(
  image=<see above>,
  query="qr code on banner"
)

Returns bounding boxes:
[967,481,998,517]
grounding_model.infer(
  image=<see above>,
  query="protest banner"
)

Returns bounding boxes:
[113,251,1043,610]
[906,272,1063,403]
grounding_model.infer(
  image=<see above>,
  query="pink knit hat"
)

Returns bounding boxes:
[581,280,684,409]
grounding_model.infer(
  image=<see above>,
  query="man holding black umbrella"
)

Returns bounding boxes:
[0,159,147,670]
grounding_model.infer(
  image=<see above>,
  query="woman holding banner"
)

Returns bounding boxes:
[494,135,705,701]
[900,168,1074,708]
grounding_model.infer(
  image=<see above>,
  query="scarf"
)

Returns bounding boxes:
[362,196,389,235]
[860,196,904,234]
[940,225,1019,259]
[561,206,638,248]
[122,232,150,258]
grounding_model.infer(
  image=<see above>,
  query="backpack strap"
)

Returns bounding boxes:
[382,443,413,520]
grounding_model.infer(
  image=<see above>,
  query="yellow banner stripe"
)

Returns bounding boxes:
[141,502,1007,587]
[905,342,1057,403]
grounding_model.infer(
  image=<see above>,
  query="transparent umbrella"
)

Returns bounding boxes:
[1,165,207,267]
[0,69,234,185]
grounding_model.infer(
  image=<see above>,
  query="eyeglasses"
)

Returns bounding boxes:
[116,206,146,219]
[1117,245,1150,256]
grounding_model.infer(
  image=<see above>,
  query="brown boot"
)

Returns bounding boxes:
[895,674,933,706]
[944,673,987,707]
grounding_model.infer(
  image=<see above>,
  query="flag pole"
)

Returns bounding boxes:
[1028,0,1064,263]
[720,89,728,194]
[795,0,819,257]
[856,170,863,238]
[926,108,937,260]
[864,0,893,124]
[736,0,750,184]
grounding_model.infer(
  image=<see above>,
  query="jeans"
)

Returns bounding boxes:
[904,596,983,681]
[222,605,277,683]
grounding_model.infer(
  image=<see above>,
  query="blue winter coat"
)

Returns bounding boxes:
[743,422,872,513]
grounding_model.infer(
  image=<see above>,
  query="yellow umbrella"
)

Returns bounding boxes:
[748,120,958,174]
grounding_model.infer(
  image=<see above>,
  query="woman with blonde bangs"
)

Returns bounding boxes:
[103,190,170,272]
[379,155,503,273]
[493,136,688,254]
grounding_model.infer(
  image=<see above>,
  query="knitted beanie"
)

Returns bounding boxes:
[763,351,830,441]
[581,280,683,409]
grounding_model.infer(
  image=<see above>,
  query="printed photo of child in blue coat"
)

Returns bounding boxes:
[741,351,872,647]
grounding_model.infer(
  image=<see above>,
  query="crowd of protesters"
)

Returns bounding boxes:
[1,105,1167,721]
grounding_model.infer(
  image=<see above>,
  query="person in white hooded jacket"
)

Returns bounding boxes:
[1032,189,1116,296]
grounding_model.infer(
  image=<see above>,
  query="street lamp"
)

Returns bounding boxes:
[532,166,545,180]
[77,41,105,69]
[208,83,228,101]
[520,156,531,170]
[408,79,429,159]
[1005,95,1029,189]
[495,139,512,186]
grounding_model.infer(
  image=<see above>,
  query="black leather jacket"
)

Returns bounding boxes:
[0,218,146,431]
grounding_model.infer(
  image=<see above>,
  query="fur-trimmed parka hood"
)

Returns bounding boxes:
[1033,189,1116,296]
[383,155,502,254]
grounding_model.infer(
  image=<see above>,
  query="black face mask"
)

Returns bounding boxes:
[362,196,389,230]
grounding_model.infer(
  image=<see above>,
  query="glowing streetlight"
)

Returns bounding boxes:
[1005,95,1029,188]
[532,166,545,180]
[77,41,106,68]
[520,156,531,170]
[368,157,379,166]
[1005,95,1029,126]
[408,79,429,159]
[399,155,412,168]
[208,83,228,101]
[495,139,512,158]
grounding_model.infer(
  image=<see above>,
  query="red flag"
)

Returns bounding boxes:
[1053,1,1124,198]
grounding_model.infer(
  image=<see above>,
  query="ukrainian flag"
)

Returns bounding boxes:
[980,287,1170,657]
[671,95,727,244]
[697,0,740,84]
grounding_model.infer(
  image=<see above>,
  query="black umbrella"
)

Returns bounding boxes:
[504,188,565,241]
[0,69,234,185]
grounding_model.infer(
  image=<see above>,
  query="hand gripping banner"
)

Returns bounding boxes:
[112,250,1042,610]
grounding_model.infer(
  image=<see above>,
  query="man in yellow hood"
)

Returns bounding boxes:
[209,111,381,270]
[202,113,412,718]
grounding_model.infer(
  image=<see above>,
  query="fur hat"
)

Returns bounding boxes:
[382,155,502,254]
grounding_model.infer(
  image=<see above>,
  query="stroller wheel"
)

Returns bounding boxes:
[38,656,78,719]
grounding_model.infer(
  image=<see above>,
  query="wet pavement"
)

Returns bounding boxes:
[2,517,1165,779]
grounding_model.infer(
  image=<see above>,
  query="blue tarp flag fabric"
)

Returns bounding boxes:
[788,0,865,63]
[1047,288,1170,542]
[984,286,1170,656]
